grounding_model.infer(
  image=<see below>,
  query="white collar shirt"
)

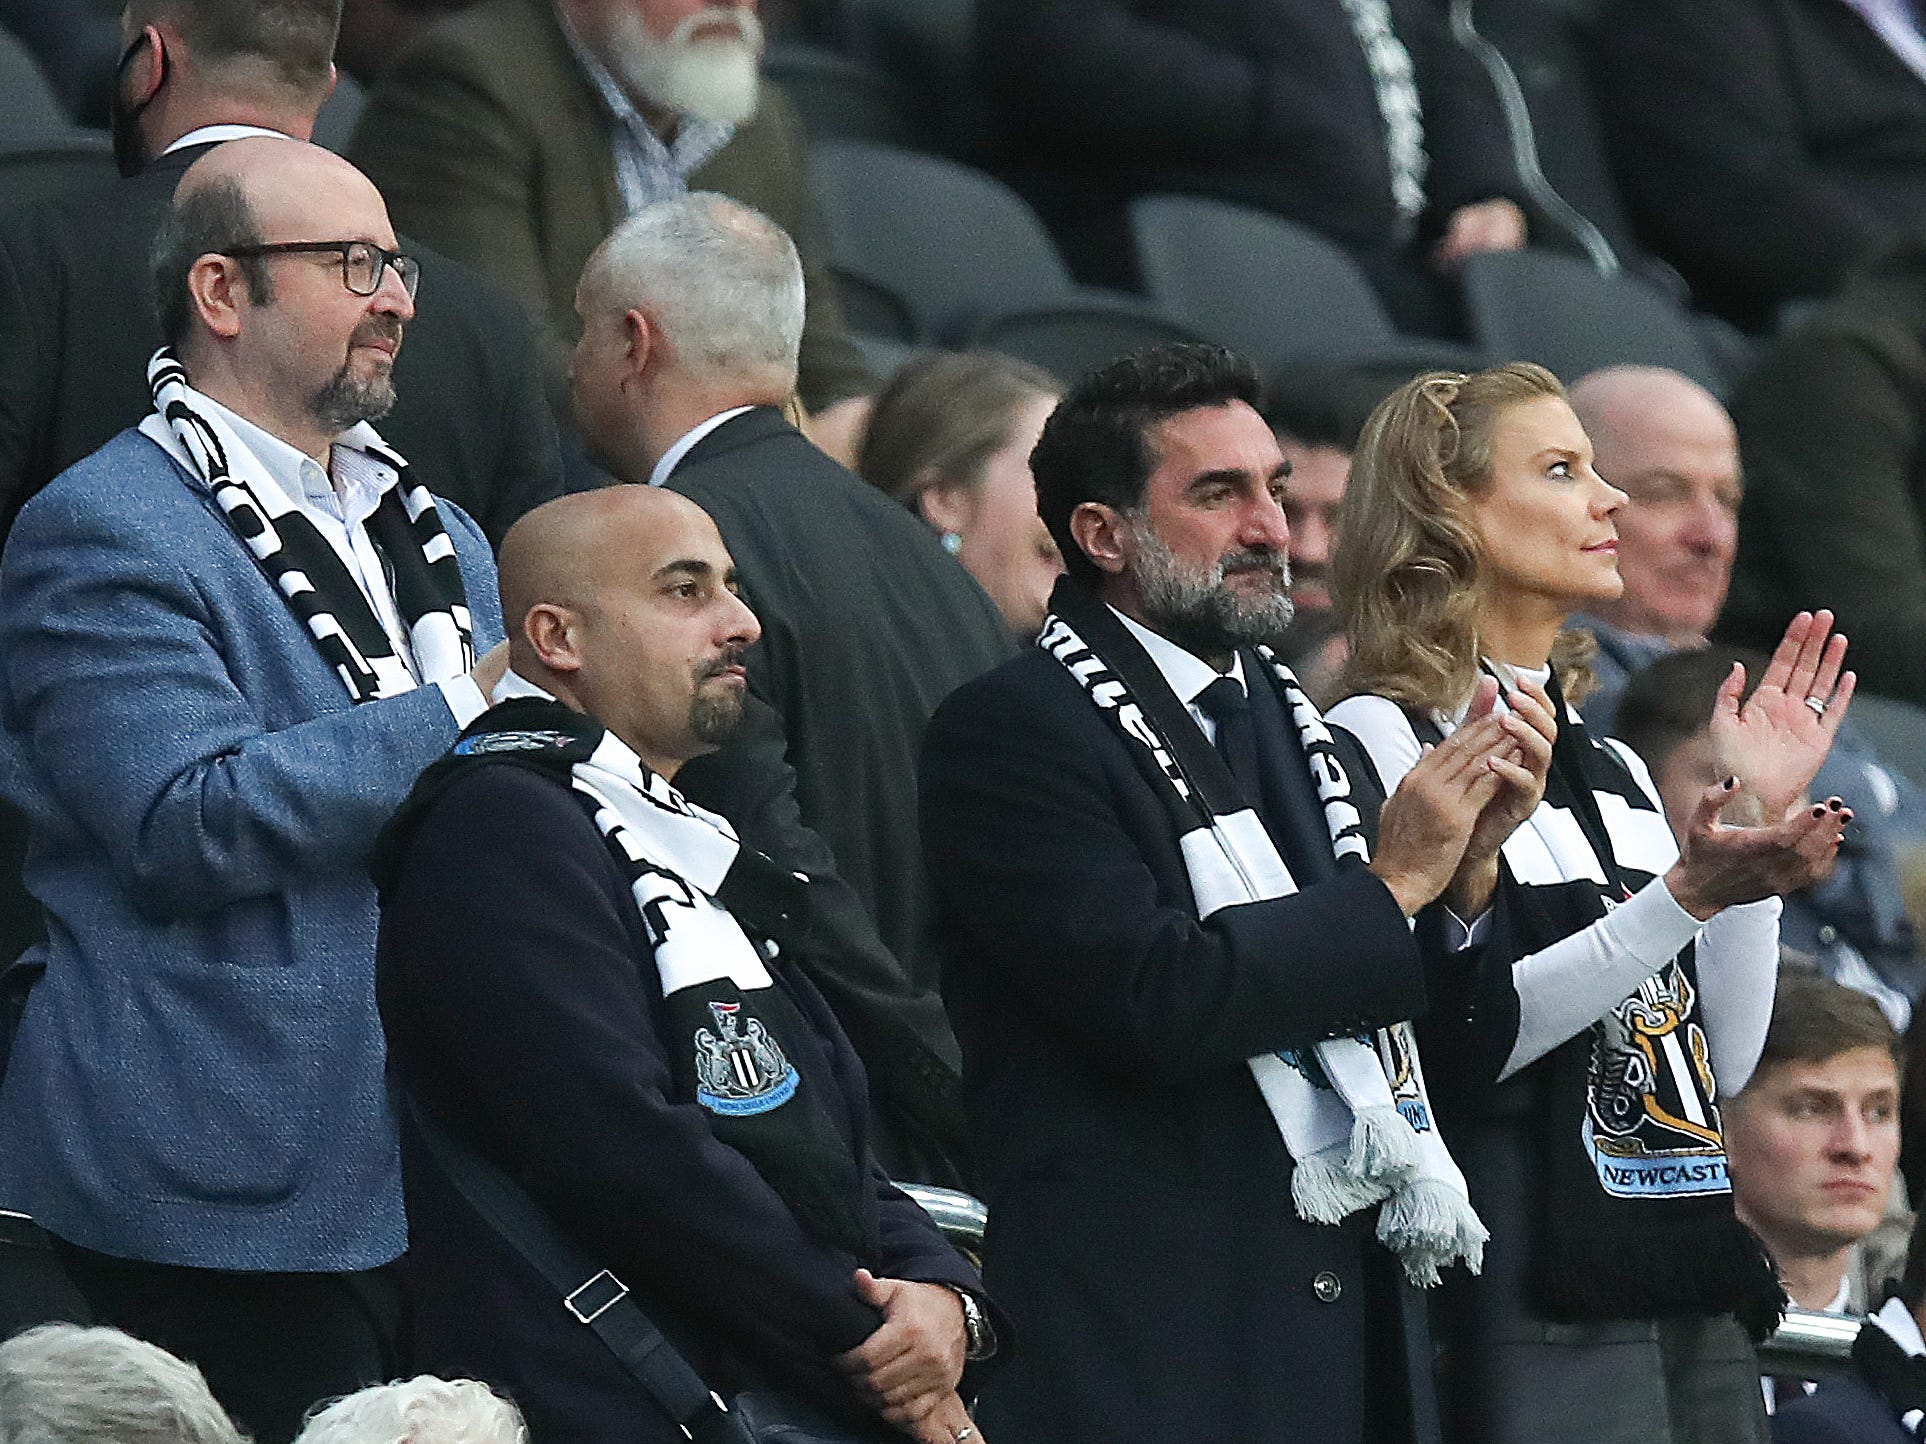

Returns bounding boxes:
[160,123,291,156]
[646,405,756,489]
[1109,605,1246,745]
[141,395,490,724]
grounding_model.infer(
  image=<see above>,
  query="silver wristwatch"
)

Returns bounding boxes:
[950,1286,997,1361]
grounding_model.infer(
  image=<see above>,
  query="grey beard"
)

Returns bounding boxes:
[604,7,763,125]
[1130,520,1295,657]
[311,363,396,435]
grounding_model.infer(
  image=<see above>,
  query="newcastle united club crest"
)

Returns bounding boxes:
[694,1000,799,1117]
[1583,966,1731,1199]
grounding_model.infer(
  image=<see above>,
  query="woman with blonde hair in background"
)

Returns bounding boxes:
[858,351,1063,637]
[1326,363,1856,1444]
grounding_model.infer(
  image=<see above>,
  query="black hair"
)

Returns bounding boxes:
[1030,343,1261,584]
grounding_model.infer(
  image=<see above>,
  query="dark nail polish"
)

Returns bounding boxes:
[1812,805,1827,818]
[1723,776,1737,791]
[1827,798,1844,812]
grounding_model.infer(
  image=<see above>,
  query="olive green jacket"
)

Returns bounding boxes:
[349,0,872,414]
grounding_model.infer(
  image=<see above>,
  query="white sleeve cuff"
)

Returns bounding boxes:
[1500,877,1707,1079]
[1607,876,1706,961]
[434,675,490,728]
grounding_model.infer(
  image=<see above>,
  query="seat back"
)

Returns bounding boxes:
[811,140,1074,343]
[1836,693,1926,790]
[1461,248,1725,391]
[1451,0,1641,263]
[967,301,1207,386]
[310,71,368,155]
[0,31,71,149]
[0,135,115,215]
[765,44,922,147]
[1129,195,1489,376]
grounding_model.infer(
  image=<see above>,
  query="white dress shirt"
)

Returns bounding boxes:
[143,393,486,724]
[160,123,290,156]
[1109,605,1245,743]
[646,406,756,489]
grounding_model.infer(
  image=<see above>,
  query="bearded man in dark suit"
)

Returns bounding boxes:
[918,344,1540,1442]
[0,0,563,550]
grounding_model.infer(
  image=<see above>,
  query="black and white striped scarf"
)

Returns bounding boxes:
[1403,673,1785,1329]
[388,691,874,1259]
[145,348,475,703]
[1039,582,1484,1286]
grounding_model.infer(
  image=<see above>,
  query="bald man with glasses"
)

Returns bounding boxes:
[0,137,507,1444]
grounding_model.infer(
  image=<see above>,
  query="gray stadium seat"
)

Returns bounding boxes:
[312,70,368,156]
[848,332,921,387]
[0,133,114,213]
[1448,0,1641,265]
[811,139,1076,344]
[1128,194,1482,374]
[1459,247,1727,392]
[765,43,920,147]
[0,27,75,149]
[967,302,1208,386]
[1837,692,1926,790]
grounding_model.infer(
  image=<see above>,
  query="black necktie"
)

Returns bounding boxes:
[1197,676,1261,798]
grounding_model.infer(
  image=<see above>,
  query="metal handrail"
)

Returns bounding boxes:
[891,1191,1866,1388]
[899,1183,988,1266]
[1758,1307,1861,1377]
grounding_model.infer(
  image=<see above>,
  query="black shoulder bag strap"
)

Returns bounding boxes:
[403,1096,753,1444]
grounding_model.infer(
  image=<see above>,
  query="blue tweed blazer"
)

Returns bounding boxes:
[0,429,504,1271]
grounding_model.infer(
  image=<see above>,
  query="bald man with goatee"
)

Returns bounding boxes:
[375,488,995,1444]
[0,136,505,1442]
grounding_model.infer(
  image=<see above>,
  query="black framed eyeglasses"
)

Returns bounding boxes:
[219,240,421,300]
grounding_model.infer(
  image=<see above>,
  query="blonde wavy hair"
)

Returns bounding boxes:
[1333,362,1596,713]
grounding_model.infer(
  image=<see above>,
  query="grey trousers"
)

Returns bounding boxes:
[1454,1313,1769,1444]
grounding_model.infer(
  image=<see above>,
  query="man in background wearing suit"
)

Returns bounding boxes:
[0,137,506,1443]
[1773,1207,1926,1442]
[0,0,563,549]
[918,344,1530,1441]
[979,0,1530,333]
[567,193,1013,1186]
[1593,0,1926,329]
[349,0,874,455]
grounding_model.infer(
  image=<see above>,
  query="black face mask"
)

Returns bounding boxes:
[109,32,167,178]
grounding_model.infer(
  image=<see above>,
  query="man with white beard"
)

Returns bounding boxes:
[349,0,875,455]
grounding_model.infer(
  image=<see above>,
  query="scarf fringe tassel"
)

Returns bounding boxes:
[1378,1176,1490,1288]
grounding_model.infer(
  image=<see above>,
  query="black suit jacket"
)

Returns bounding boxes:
[918,640,1431,1444]
[0,141,563,549]
[665,407,1014,1181]
[378,761,984,1444]
[1592,0,1926,326]
[1772,1374,1913,1444]
[1719,244,1926,704]
[981,0,1524,261]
